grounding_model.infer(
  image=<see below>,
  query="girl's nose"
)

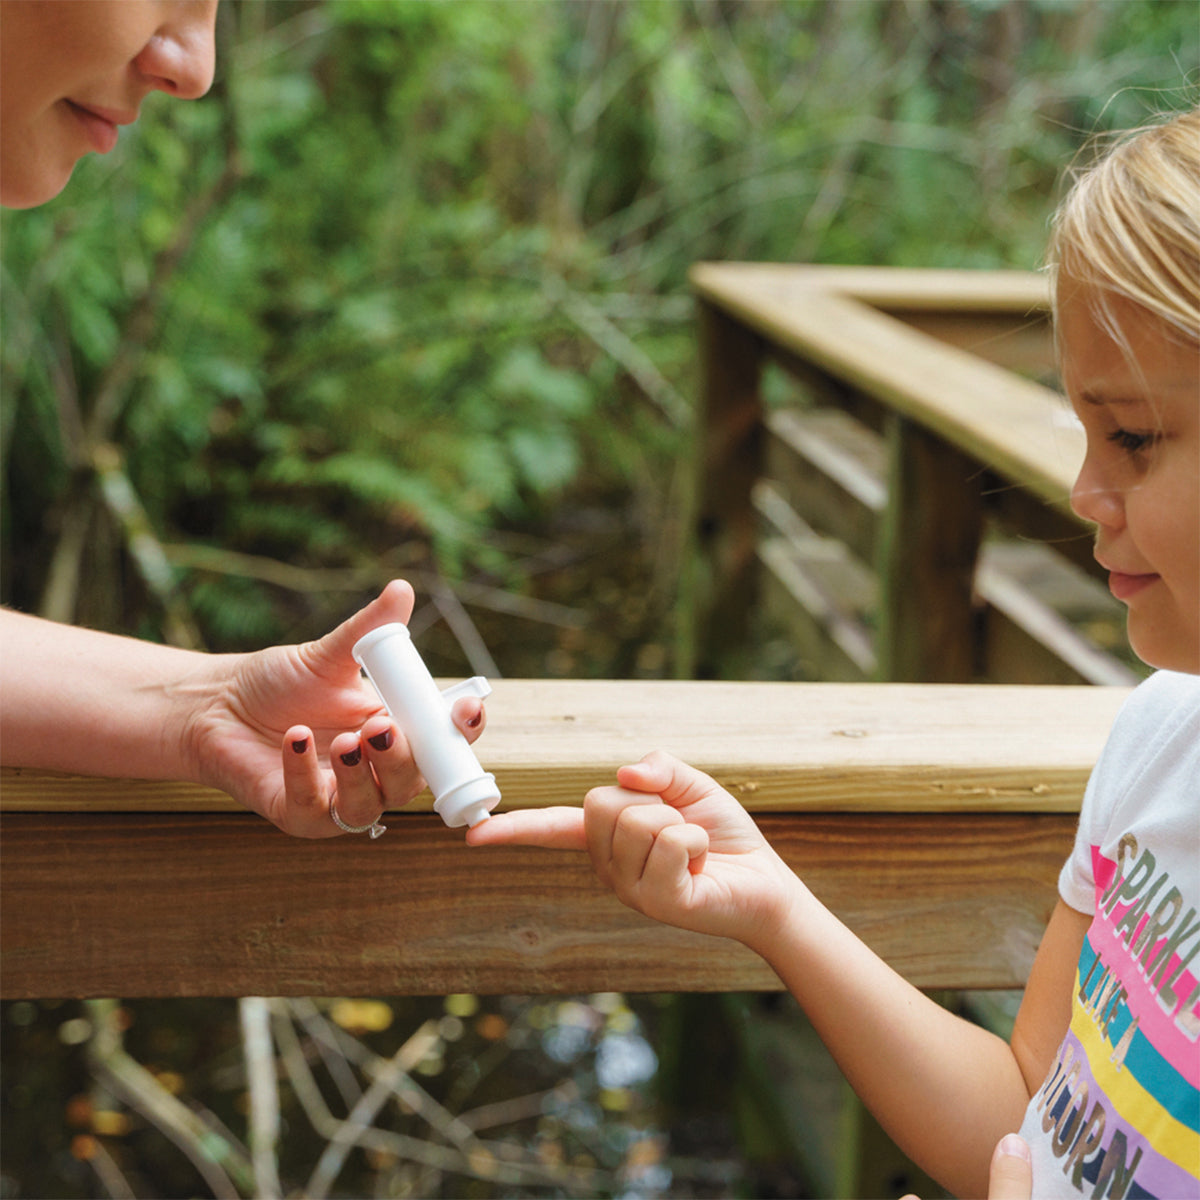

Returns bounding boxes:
[1069,457,1124,532]
[134,2,219,101]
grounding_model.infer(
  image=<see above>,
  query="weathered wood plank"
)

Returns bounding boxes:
[690,263,1051,313]
[687,263,1131,686]
[983,481,1100,580]
[689,297,768,676]
[688,265,1082,510]
[757,537,876,681]
[895,311,1055,378]
[0,680,1122,997]
[0,809,1076,998]
[976,564,1140,687]
[877,417,984,682]
[0,681,1127,815]
[765,408,884,566]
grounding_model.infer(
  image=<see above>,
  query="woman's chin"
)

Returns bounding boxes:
[1,160,78,210]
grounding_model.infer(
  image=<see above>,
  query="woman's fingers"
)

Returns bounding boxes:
[281,725,328,831]
[452,695,486,742]
[359,716,423,802]
[988,1135,1032,1200]
[328,730,389,830]
[274,598,494,836]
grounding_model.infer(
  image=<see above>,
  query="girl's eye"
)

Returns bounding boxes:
[1107,428,1156,455]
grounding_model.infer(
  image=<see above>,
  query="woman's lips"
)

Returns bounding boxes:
[1108,570,1160,602]
[66,101,122,154]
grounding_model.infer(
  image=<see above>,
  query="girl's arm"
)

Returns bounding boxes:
[468,751,1087,1196]
[758,889,1086,1196]
[0,582,486,837]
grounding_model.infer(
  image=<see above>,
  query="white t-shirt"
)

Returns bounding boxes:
[1018,670,1200,1199]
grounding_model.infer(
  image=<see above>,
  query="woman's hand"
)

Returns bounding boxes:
[467,750,801,948]
[185,580,486,838]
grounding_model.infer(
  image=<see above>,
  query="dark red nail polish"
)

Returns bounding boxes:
[368,729,394,752]
[291,738,309,754]
[340,747,362,767]
[467,713,482,729]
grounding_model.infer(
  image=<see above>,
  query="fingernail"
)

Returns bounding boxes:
[340,747,362,767]
[291,738,309,754]
[466,712,482,729]
[996,1134,1031,1161]
[367,729,394,752]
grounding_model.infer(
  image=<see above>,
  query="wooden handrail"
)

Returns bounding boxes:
[690,262,1051,312]
[0,680,1121,815]
[690,264,1077,509]
[0,680,1123,998]
[687,263,1136,686]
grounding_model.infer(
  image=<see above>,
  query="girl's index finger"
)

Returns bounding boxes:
[464,806,587,850]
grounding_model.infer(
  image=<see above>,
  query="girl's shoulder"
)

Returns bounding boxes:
[1111,668,1200,735]
[1089,669,1200,827]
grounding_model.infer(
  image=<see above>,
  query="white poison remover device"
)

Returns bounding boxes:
[352,623,499,829]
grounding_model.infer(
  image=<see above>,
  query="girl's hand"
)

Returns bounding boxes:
[467,750,802,948]
[183,580,486,838]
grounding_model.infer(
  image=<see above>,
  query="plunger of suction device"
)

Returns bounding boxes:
[352,623,500,828]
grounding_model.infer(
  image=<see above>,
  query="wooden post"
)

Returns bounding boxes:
[876,416,985,681]
[685,297,765,678]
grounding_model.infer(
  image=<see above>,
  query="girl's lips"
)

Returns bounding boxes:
[66,101,121,154]
[1108,571,1160,602]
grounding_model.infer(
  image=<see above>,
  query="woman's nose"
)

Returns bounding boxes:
[134,1,219,100]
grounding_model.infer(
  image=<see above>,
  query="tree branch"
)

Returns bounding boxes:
[238,998,282,1200]
[85,1000,254,1199]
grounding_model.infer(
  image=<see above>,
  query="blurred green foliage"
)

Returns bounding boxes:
[1,0,1196,660]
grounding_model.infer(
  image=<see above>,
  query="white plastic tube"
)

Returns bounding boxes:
[352,623,499,828]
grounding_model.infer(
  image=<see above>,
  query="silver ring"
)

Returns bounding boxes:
[330,800,386,839]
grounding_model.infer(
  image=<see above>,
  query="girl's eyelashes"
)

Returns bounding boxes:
[1107,427,1157,455]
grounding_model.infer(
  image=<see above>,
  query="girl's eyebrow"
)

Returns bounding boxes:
[1079,390,1147,407]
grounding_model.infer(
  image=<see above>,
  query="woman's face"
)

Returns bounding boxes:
[0,0,219,209]
[1061,279,1200,675]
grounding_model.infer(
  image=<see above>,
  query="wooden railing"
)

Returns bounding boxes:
[1,679,1124,1000]
[687,263,1141,686]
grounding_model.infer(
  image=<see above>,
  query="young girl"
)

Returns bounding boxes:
[0,2,486,837]
[468,107,1200,1198]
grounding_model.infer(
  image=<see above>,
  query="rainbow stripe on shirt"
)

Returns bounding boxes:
[1032,839,1200,1198]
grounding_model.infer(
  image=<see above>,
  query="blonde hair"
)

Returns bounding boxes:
[1047,106,1200,346]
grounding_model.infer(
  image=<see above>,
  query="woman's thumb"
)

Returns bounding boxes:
[988,1134,1032,1200]
[305,580,416,673]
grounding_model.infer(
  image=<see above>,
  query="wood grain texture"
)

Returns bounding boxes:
[1,678,1121,997]
[689,262,1051,314]
[877,417,984,682]
[690,295,767,671]
[688,263,1081,509]
[0,810,1075,998]
[0,680,1127,814]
